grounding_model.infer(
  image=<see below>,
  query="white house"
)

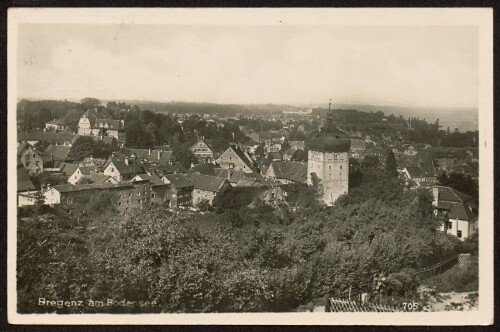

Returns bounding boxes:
[432,186,478,240]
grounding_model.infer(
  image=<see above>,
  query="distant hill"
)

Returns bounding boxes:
[101,100,302,116]
[308,103,478,132]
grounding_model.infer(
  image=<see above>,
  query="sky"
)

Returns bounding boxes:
[17,24,478,108]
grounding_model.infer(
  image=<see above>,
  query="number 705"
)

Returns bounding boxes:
[403,302,419,311]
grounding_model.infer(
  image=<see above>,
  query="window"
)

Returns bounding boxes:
[151,193,155,198]
[340,165,342,170]
[118,202,122,206]
[138,200,141,203]
[457,230,462,238]
[111,167,114,172]
[334,155,338,160]
[448,223,452,230]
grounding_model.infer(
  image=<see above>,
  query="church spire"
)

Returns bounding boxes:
[326,98,333,123]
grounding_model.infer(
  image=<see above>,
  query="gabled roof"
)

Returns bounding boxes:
[17,166,36,192]
[77,166,100,176]
[162,162,187,174]
[127,149,174,165]
[434,186,477,221]
[235,177,265,187]
[162,173,193,189]
[46,118,65,125]
[93,119,124,130]
[404,166,424,178]
[269,161,308,184]
[50,182,133,193]
[188,172,228,192]
[190,138,214,152]
[187,163,217,176]
[81,156,107,167]
[132,173,166,186]
[17,142,28,155]
[225,145,257,171]
[43,145,71,162]
[419,160,437,177]
[18,131,75,143]
[58,162,79,176]
[106,155,144,175]
[84,173,114,184]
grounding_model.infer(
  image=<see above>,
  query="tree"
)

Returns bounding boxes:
[196,199,213,212]
[67,136,96,161]
[80,97,101,109]
[438,172,478,202]
[292,149,308,162]
[255,145,265,158]
[385,150,398,177]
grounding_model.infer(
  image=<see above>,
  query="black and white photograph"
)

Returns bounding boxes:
[7,8,494,325]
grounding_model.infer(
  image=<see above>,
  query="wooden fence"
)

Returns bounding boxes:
[328,255,460,308]
[413,255,458,280]
[326,298,399,312]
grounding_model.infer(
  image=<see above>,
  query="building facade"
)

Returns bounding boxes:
[306,112,351,206]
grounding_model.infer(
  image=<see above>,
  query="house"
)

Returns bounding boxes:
[187,163,218,176]
[161,173,194,209]
[187,172,231,206]
[282,147,297,161]
[434,156,457,172]
[42,144,72,166]
[127,148,175,168]
[190,138,214,163]
[17,143,44,175]
[45,118,67,132]
[67,166,101,185]
[18,131,75,146]
[265,161,308,185]
[350,139,366,158]
[17,162,38,207]
[80,156,107,169]
[76,173,118,185]
[131,174,170,206]
[56,162,79,178]
[217,145,257,173]
[162,162,187,175]
[43,180,152,213]
[213,169,269,187]
[78,108,124,140]
[404,145,418,156]
[401,166,426,184]
[267,142,282,153]
[289,140,306,150]
[103,154,144,182]
[432,186,478,240]
[248,132,260,143]
[267,152,283,161]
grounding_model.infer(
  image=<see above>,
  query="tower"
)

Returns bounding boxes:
[306,101,351,205]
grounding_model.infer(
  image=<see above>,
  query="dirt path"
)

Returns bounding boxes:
[430,291,478,311]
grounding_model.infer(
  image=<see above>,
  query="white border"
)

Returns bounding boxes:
[7,8,494,325]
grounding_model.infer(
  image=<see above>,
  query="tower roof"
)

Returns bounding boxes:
[306,113,351,153]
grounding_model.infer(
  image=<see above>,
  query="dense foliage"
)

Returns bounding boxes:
[17,158,468,313]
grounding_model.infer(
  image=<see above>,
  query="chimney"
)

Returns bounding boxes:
[158,150,161,159]
[111,152,115,157]
[149,148,152,156]
[227,169,231,181]
[125,157,129,166]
